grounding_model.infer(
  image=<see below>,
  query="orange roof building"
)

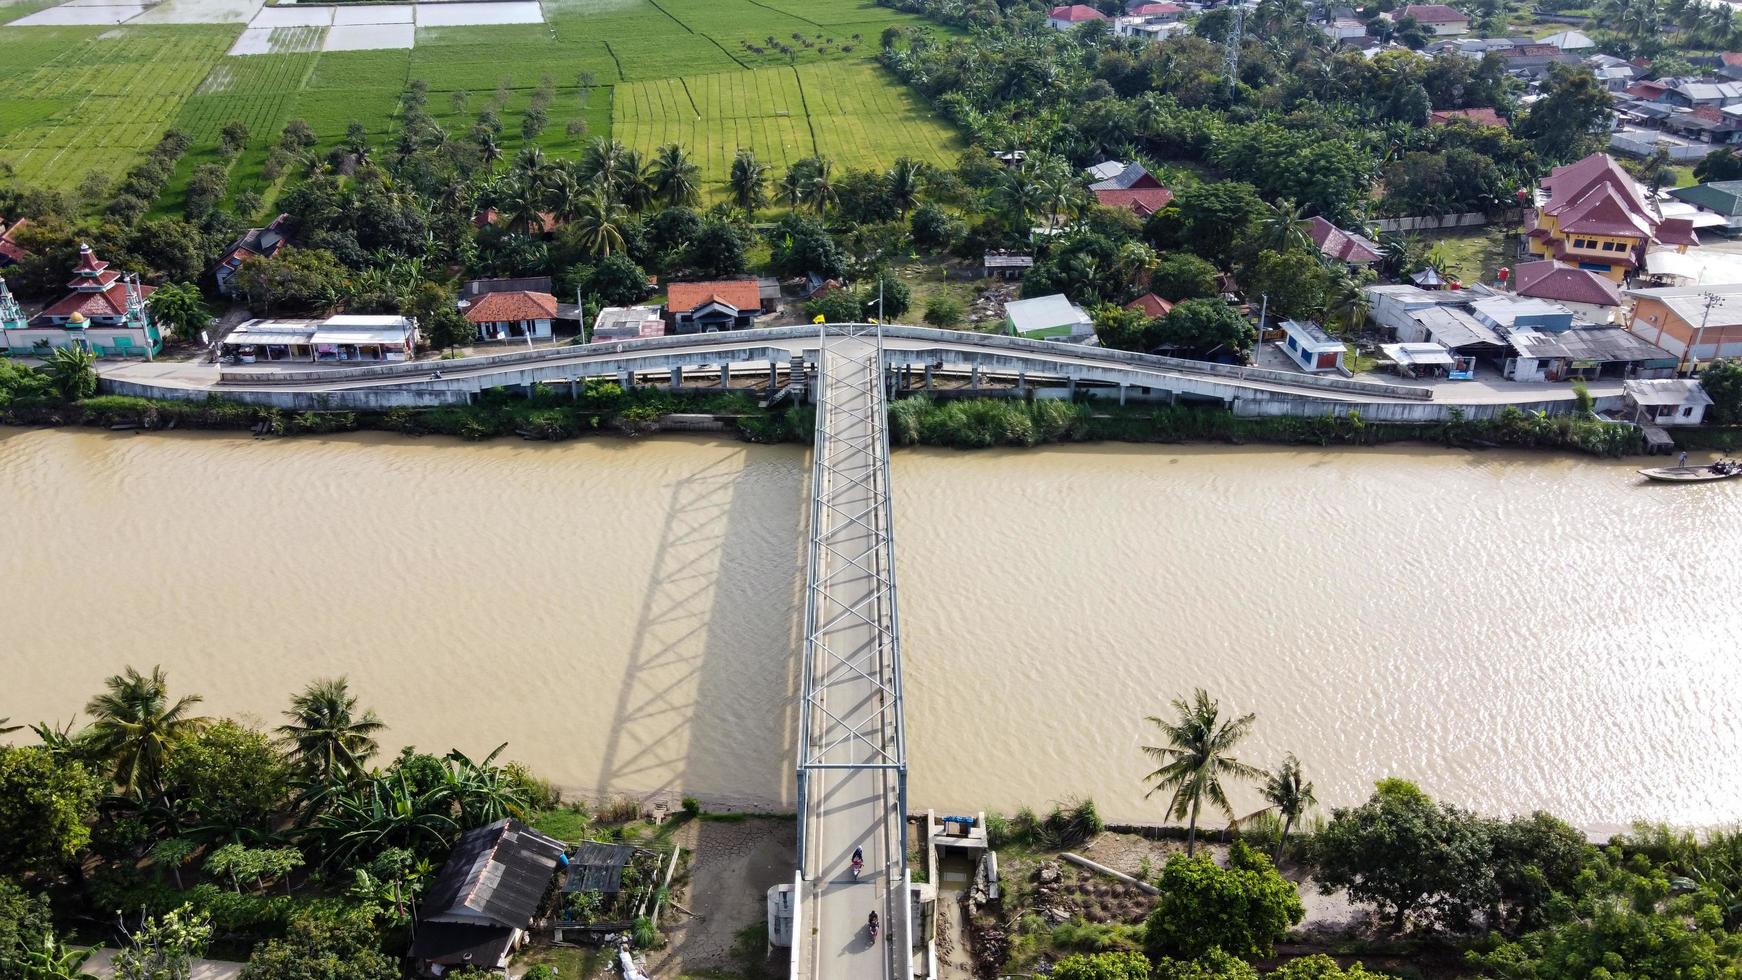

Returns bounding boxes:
[665,279,766,334]
[462,289,559,342]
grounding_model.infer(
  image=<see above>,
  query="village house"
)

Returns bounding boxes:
[1396,4,1469,35]
[460,277,558,343]
[3,244,160,359]
[1086,161,1173,217]
[1278,319,1346,373]
[1667,181,1742,235]
[1586,54,1636,91]
[0,218,30,267]
[665,279,766,333]
[1125,293,1174,318]
[219,313,417,364]
[1317,15,1369,40]
[1047,3,1107,29]
[1364,283,1464,337]
[1625,281,1742,370]
[1539,29,1595,51]
[1379,341,1461,379]
[1510,260,1627,322]
[1006,293,1094,341]
[1721,52,1742,82]
[1622,378,1712,425]
[408,819,566,977]
[214,214,290,299]
[1498,44,1574,77]
[1305,215,1382,269]
[592,305,666,342]
[983,252,1034,280]
[1663,80,1742,109]
[1525,152,1699,283]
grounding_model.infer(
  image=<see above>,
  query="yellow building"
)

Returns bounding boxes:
[1524,153,1698,283]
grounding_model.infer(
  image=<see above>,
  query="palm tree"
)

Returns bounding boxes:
[1244,754,1316,865]
[887,157,925,221]
[277,678,384,789]
[476,132,503,170]
[649,143,701,207]
[317,770,458,868]
[1141,689,1263,856]
[1262,198,1310,254]
[499,175,549,236]
[571,193,627,257]
[992,168,1044,234]
[1325,273,1371,336]
[778,165,807,209]
[0,718,20,735]
[85,666,207,801]
[619,149,655,211]
[729,149,769,212]
[442,743,531,825]
[800,157,836,216]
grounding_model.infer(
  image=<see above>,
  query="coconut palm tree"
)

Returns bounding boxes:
[619,149,655,211]
[476,132,503,170]
[1141,689,1263,856]
[1244,754,1316,865]
[277,677,384,790]
[887,157,925,221]
[797,156,836,216]
[85,666,208,801]
[1325,273,1371,336]
[571,193,627,257]
[1262,198,1311,254]
[778,165,807,209]
[498,175,549,236]
[649,143,702,208]
[729,149,769,212]
[992,168,1044,234]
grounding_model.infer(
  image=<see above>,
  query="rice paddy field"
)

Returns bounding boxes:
[0,0,961,208]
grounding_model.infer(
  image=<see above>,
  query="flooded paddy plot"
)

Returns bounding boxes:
[333,4,410,24]
[414,0,541,26]
[126,0,260,24]
[10,2,146,25]
[321,21,411,49]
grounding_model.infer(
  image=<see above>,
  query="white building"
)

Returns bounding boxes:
[1279,319,1346,373]
[220,313,417,363]
[592,306,666,342]
[1623,378,1712,426]
[1006,294,1095,342]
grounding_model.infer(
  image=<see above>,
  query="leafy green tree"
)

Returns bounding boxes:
[84,666,208,802]
[909,203,957,253]
[862,276,911,321]
[1696,148,1742,184]
[1050,951,1152,980]
[315,770,458,868]
[238,911,398,980]
[1311,779,1497,932]
[587,254,651,307]
[424,308,473,354]
[1265,955,1390,979]
[687,220,747,279]
[1151,253,1221,302]
[1701,358,1742,424]
[233,248,349,316]
[1145,840,1304,961]
[0,876,53,962]
[1152,299,1257,360]
[805,289,862,324]
[276,678,383,790]
[1151,948,1259,980]
[162,720,292,844]
[1091,303,1156,352]
[146,283,210,342]
[112,905,211,980]
[203,844,304,895]
[1516,65,1614,164]
[1141,690,1263,856]
[833,170,898,225]
[46,346,96,402]
[1145,182,1267,270]
[768,213,845,279]
[1490,811,1594,932]
[1246,249,1333,321]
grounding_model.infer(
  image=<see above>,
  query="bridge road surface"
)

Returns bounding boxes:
[799,332,904,980]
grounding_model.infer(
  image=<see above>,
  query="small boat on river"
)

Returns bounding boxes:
[1638,459,1742,483]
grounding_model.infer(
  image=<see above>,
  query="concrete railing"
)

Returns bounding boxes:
[221,323,1431,401]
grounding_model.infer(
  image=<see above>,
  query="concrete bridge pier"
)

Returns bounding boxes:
[969,362,981,390]
[718,363,730,390]
[670,366,682,390]
[923,362,932,390]
[1018,368,1027,394]
[1068,377,1077,398]
[768,359,778,391]
[1119,383,1127,406]
[618,369,633,390]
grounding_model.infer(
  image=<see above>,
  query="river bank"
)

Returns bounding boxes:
[1,381,1705,457]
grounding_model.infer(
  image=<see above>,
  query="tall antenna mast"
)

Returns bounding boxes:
[1223,3,1244,100]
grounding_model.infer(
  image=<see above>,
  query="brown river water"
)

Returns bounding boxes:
[3,427,1740,832]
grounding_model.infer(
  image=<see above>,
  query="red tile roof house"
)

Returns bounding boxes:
[1511,260,1627,320]
[1305,215,1383,268]
[1125,293,1174,317]
[1429,107,1508,128]
[1048,3,1108,29]
[4,244,160,359]
[0,218,31,267]
[665,280,766,334]
[1125,1,1184,20]
[1396,3,1469,33]
[461,289,559,343]
[1088,161,1174,216]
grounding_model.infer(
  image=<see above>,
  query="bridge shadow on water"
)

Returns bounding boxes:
[592,441,805,811]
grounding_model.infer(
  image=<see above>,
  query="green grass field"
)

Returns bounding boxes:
[614,62,962,190]
[0,0,955,212]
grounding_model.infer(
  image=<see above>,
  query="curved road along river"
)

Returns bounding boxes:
[2,429,1740,832]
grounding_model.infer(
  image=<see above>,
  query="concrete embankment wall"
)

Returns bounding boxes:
[1233,394,1625,423]
[102,379,471,410]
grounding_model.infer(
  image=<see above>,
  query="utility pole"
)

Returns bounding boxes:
[1689,292,1720,376]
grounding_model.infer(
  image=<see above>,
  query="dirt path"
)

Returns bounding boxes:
[644,816,797,978]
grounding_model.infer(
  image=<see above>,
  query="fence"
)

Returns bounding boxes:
[1370,210,1521,233]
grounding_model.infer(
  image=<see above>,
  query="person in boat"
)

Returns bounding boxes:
[1680,451,1689,467]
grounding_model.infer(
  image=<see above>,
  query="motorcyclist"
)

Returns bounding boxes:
[868,911,879,937]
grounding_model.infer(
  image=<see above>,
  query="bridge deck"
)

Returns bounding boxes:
[796,329,908,980]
